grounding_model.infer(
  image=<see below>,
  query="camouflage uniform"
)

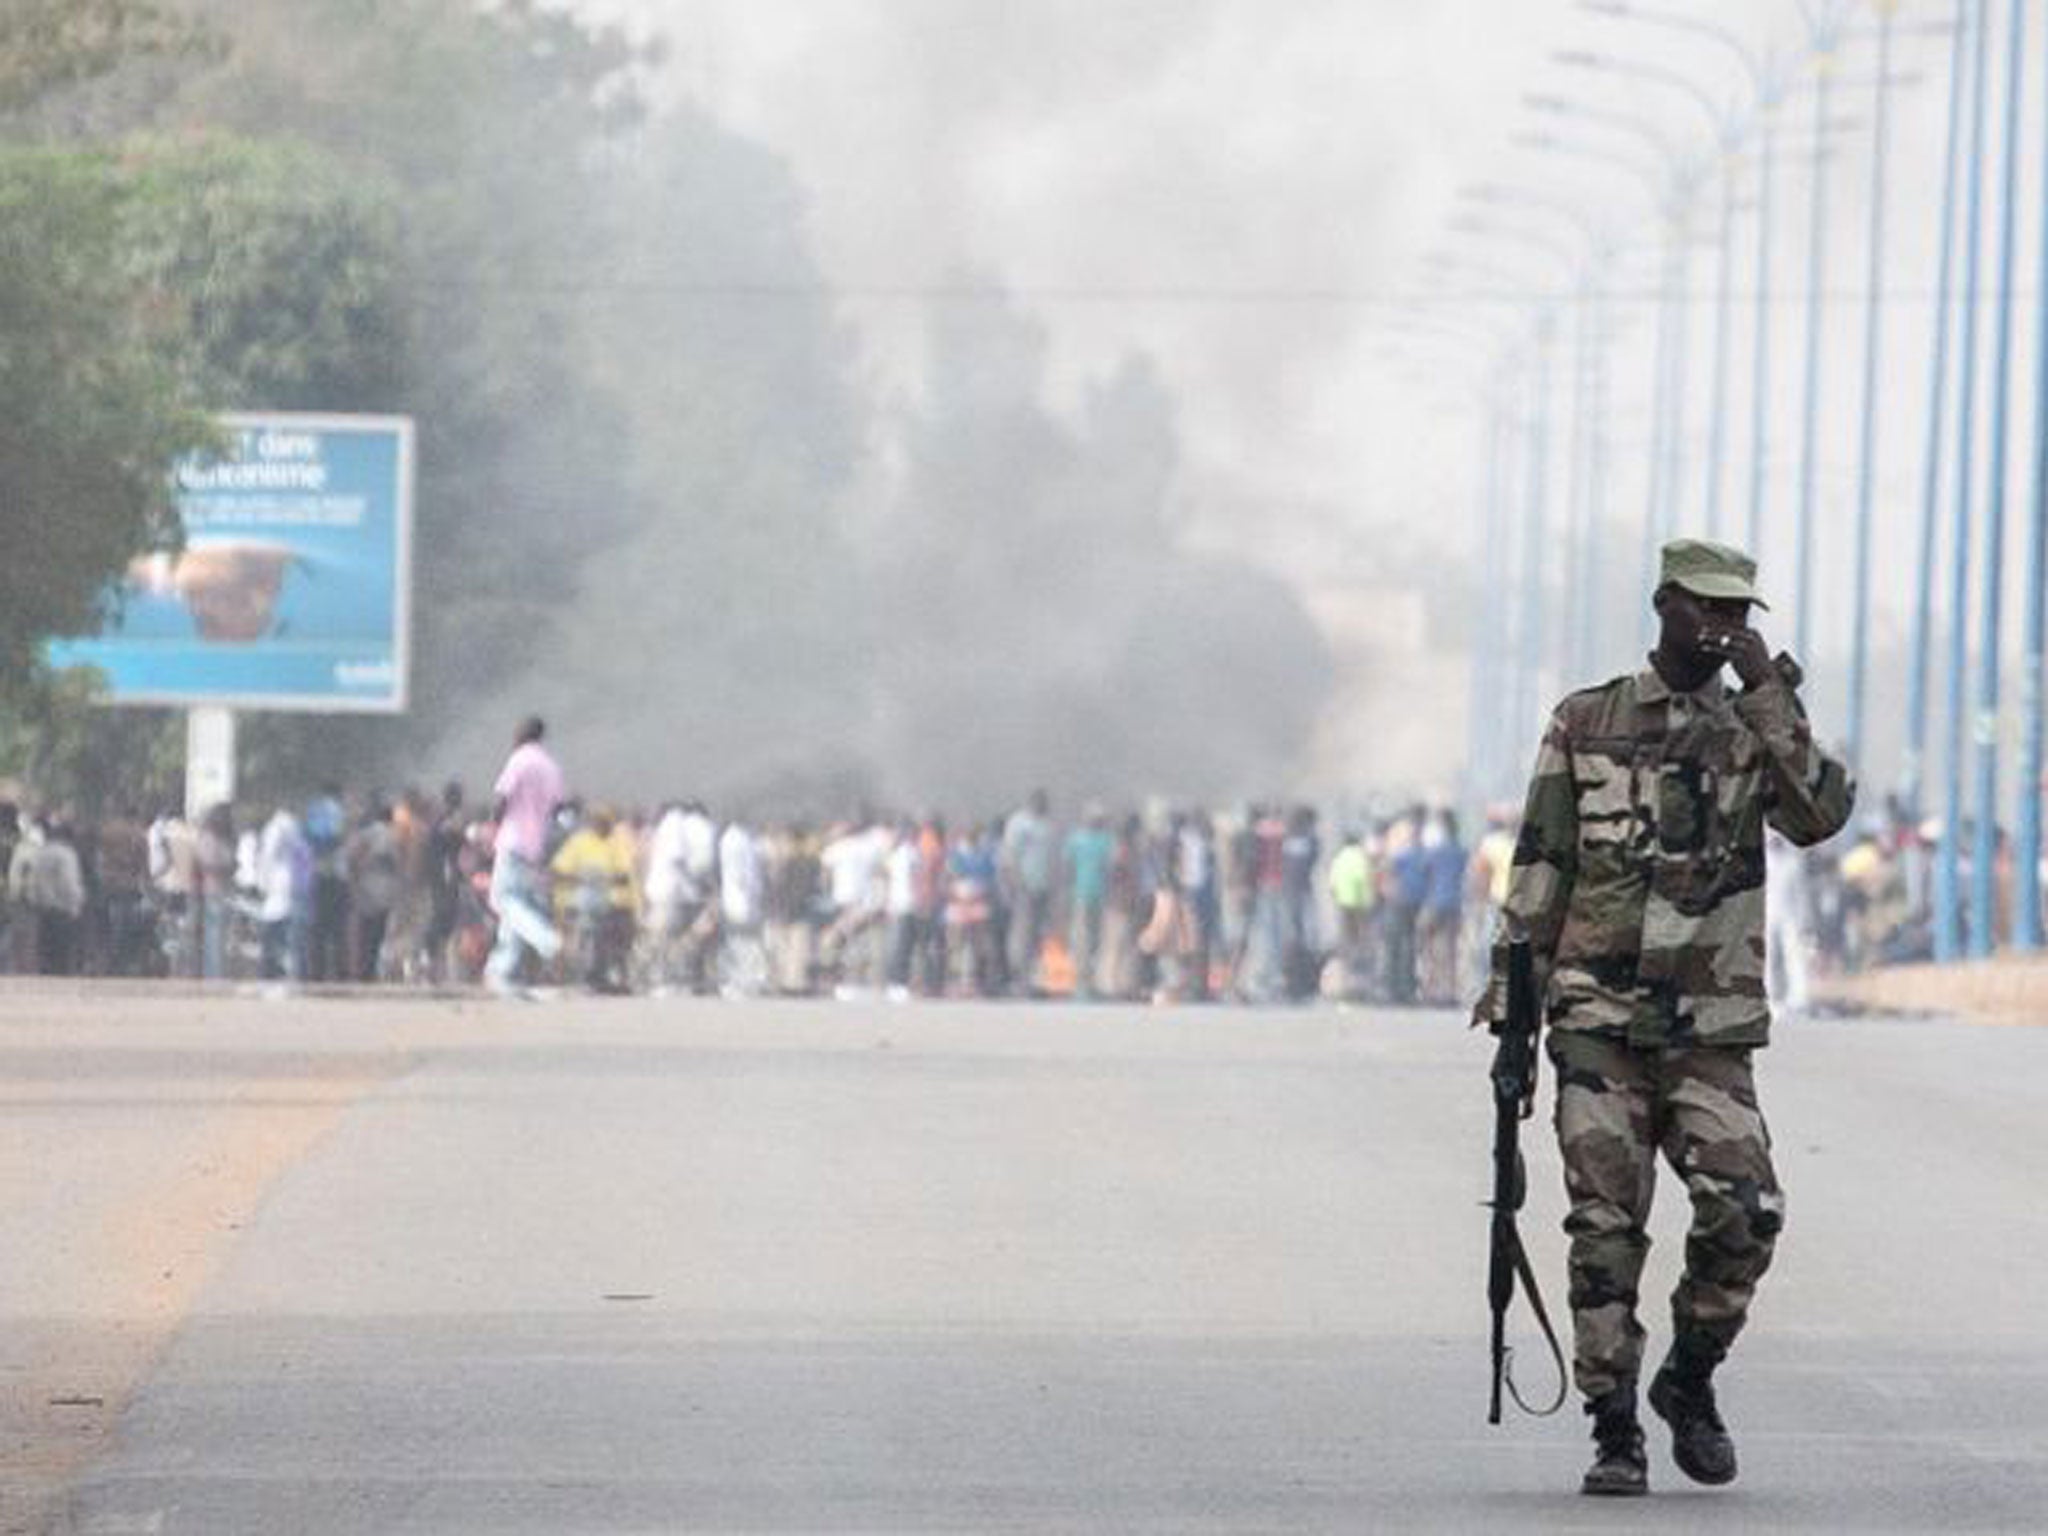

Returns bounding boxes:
[1478,650,1855,1399]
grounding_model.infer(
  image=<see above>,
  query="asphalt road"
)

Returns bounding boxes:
[4,987,2046,1533]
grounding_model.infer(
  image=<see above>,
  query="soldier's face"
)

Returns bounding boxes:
[1659,587,1752,666]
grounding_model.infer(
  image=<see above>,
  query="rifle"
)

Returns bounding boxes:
[1487,939,1567,1424]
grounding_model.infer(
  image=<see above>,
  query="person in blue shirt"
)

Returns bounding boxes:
[1418,809,1467,1004]
[1385,807,1430,1004]
[1063,806,1114,1000]
[302,785,349,982]
[1279,805,1321,1001]
[946,827,1002,996]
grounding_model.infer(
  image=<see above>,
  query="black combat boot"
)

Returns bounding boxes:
[1648,1337,1737,1486]
[1580,1386,1649,1497]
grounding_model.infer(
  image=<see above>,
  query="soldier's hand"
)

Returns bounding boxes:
[1703,625,1774,690]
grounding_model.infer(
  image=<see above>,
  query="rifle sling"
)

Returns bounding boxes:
[1500,1222,1569,1418]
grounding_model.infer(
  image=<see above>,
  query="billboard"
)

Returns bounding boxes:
[47,412,414,713]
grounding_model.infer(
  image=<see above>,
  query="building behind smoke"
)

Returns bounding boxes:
[1298,580,1466,807]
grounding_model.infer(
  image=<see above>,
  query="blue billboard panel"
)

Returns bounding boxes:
[47,413,414,713]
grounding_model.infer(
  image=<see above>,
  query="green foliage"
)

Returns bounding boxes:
[0,132,407,810]
[141,0,876,800]
[0,143,213,679]
[0,662,181,815]
[163,0,659,744]
[119,134,408,409]
[0,0,216,115]
[10,0,1048,810]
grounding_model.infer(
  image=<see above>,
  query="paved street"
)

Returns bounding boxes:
[3,988,2046,1533]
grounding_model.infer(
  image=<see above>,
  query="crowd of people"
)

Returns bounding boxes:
[0,726,1959,1007]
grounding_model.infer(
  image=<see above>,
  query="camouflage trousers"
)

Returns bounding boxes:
[1547,1031,1785,1400]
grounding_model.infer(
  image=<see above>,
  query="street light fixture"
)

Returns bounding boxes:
[1507,130,1667,200]
[1552,48,1736,129]
[1460,182,1612,253]
[1551,47,1754,541]
[1458,207,1630,686]
[1448,213,1587,275]
[1458,180,1661,683]
[1521,92,1708,625]
[1433,216,1593,739]
[1572,0,1789,605]
[1506,129,1693,662]
[1422,251,1574,306]
[1577,0,1771,92]
[1524,92,1689,168]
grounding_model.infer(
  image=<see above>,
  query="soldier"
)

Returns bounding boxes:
[1475,538,1854,1497]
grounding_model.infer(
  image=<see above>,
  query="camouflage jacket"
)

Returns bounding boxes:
[1475,658,1855,1049]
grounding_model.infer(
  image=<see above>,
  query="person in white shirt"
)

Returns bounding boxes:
[1764,829,1812,1013]
[6,817,41,972]
[670,801,721,992]
[256,807,310,981]
[24,820,85,975]
[644,804,688,915]
[643,803,697,992]
[718,819,764,997]
[680,803,718,901]
[883,820,923,1000]
[820,821,887,990]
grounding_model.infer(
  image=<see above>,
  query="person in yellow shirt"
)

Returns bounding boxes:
[1467,806,1521,1002]
[551,807,635,991]
[606,811,645,925]
[1475,806,1518,911]
[1836,823,1898,971]
[1327,827,1376,1000]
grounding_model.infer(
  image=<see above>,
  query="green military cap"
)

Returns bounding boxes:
[1659,537,1770,610]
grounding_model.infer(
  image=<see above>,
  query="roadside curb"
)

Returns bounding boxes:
[1817,957,2048,1027]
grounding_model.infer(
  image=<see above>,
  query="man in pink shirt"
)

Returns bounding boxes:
[485,715,565,993]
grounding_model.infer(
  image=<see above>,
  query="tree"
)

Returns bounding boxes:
[0,666,182,817]
[0,145,213,681]
[120,135,407,411]
[0,0,212,115]
[158,0,658,769]
[117,134,413,799]
[0,134,408,806]
[139,1,878,800]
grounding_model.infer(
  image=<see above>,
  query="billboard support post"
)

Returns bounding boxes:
[185,706,237,820]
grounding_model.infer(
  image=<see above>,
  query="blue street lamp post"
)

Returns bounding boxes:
[1906,0,1974,822]
[2016,0,2048,950]
[1704,147,1740,540]
[1937,0,1995,962]
[1749,103,1779,558]
[1521,96,1694,652]
[1518,318,1559,753]
[1572,278,1612,680]
[1641,227,1680,625]
[1793,41,1838,662]
[1846,2,1900,778]
[1460,184,1622,684]
[1969,0,2027,959]
[1469,385,1512,806]
[1571,4,1786,565]
[1555,49,1743,547]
